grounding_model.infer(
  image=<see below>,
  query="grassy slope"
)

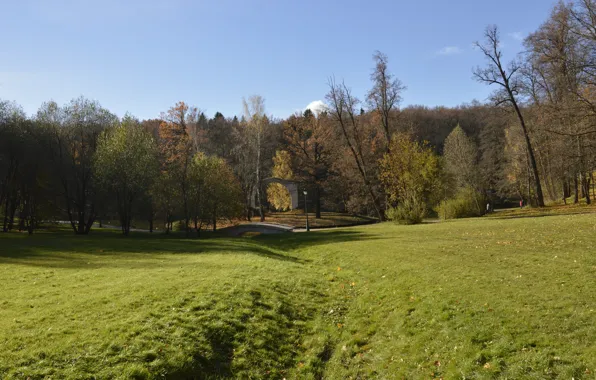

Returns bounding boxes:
[1,212,595,379]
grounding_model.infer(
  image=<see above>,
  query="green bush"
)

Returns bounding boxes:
[436,187,484,220]
[386,197,427,225]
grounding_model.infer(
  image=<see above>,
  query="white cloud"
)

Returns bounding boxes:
[304,100,327,115]
[508,32,525,41]
[436,46,462,56]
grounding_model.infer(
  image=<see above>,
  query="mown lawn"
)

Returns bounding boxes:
[1,212,595,379]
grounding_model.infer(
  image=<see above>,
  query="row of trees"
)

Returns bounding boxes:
[2,0,596,231]
[0,99,244,235]
[474,0,596,207]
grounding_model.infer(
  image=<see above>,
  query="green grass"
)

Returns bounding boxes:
[1,212,596,379]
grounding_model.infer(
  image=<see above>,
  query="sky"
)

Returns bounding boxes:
[0,0,556,120]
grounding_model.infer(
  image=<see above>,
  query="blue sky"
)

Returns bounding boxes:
[1,0,555,120]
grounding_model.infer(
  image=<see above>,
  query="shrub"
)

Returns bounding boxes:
[386,197,427,225]
[436,187,484,220]
[380,133,443,225]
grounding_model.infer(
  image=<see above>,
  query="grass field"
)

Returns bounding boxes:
[1,211,596,379]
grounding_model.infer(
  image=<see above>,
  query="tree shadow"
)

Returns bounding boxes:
[0,228,380,269]
[251,229,381,252]
[487,210,595,221]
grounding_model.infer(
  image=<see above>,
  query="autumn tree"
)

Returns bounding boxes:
[568,0,596,113]
[267,150,293,211]
[243,95,269,221]
[379,133,442,224]
[159,101,195,235]
[474,25,545,207]
[0,101,26,232]
[229,116,258,221]
[206,157,244,231]
[326,79,385,220]
[367,51,406,149]
[283,109,332,218]
[523,2,595,204]
[188,153,243,235]
[37,97,117,234]
[444,124,479,191]
[95,115,159,235]
[206,112,235,159]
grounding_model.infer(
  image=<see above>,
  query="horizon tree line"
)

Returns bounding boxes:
[1,0,595,232]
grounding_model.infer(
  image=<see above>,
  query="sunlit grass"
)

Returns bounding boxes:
[1,211,595,378]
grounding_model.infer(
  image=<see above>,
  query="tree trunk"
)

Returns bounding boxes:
[212,205,217,232]
[315,186,322,219]
[8,197,18,231]
[574,175,579,204]
[516,110,544,207]
[3,196,9,232]
[583,174,591,205]
[333,112,384,220]
[590,172,596,200]
[77,212,85,234]
[18,211,25,232]
[256,125,265,222]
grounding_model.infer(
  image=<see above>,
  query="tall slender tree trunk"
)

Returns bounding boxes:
[590,172,596,200]
[8,195,18,231]
[3,196,9,232]
[315,186,322,219]
[583,174,591,205]
[212,204,217,232]
[512,101,544,207]
[256,127,265,222]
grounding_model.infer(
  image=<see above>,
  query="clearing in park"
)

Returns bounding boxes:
[1,210,595,379]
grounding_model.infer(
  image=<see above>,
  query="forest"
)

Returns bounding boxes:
[1,0,595,235]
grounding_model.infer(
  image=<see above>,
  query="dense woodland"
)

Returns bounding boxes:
[1,0,596,234]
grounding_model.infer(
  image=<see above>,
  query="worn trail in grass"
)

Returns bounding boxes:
[1,212,595,378]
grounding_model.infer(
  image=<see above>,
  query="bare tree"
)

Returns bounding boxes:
[367,51,406,148]
[568,0,596,113]
[522,2,595,204]
[326,78,385,220]
[243,95,268,222]
[474,25,545,207]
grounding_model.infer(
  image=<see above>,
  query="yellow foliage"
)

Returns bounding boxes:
[267,150,293,211]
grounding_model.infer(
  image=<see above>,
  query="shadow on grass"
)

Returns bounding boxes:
[0,228,379,269]
[251,228,380,251]
[486,209,596,221]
